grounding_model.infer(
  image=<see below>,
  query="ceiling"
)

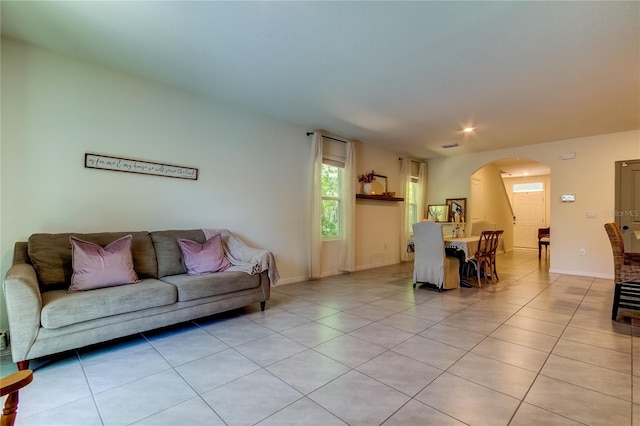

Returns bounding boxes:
[491,158,550,178]
[2,1,639,160]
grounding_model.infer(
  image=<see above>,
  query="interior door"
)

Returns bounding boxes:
[617,159,640,253]
[470,178,482,222]
[513,190,545,248]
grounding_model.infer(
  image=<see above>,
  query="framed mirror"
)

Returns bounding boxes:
[446,198,467,223]
[371,174,387,195]
[427,204,450,222]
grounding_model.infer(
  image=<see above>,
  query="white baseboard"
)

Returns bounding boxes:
[353,259,400,272]
[275,275,309,286]
[549,268,613,280]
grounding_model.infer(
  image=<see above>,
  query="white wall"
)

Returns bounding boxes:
[2,38,639,332]
[471,163,514,251]
[428,130,640,278]
[320,142,403,276]
[0,38,411,331]
[354,142,404,270]
[0,39,313,328]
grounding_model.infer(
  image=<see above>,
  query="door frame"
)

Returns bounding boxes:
[615,159,640,251]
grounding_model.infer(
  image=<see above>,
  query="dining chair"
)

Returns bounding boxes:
[467,230,494,287]
[412,221,460,291]
[538,227,550,259]
[604,223,640,320]
[1,369,33,426]
[488,230,504,281]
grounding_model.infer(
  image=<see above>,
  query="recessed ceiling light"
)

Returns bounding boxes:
[462,127,475,133]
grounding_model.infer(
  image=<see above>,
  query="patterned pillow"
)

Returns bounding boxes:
[69,235,140,291]
[178,233,231,275]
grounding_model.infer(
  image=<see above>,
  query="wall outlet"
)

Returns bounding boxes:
[579,249,586,256]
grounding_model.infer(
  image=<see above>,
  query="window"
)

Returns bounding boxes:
[513,182,543,193]
[321,163,343,238]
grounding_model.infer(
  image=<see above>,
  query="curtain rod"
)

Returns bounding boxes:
[306,132,347,144]
[398,157,425,162]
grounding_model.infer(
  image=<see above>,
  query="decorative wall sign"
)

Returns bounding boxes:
[85,153,198,180]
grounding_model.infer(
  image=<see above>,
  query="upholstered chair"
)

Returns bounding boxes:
[604,222,640,320]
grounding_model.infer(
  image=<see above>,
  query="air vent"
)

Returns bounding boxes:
[441,143,459,149]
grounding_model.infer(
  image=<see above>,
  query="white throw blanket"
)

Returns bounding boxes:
[202,229,280,286]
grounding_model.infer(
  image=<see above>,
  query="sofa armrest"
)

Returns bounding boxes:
[3,263,42,362]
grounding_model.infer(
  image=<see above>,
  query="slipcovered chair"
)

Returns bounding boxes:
[604,223,640,320]
[470,221,496,236]
[412,222,460,291]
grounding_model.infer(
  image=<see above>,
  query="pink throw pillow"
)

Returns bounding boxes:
[178,234,231,275]
[69,235,140,291]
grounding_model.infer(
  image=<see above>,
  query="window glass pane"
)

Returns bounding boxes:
[322,199,340,237]
[513,182,543,193]
[321,163,342,238]
[322,164,340,197]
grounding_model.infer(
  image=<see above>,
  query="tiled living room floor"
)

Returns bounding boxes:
[2,249,638,425]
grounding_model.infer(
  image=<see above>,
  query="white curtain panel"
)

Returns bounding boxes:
[339,140,355,272]
[399,158,412,262]
[417,161,428,221]
[309,133,323,279]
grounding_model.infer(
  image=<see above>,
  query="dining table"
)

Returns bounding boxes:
[406,234,480,259]
[443,235,479,260]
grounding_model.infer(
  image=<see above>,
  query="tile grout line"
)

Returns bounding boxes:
[505,276,620,425]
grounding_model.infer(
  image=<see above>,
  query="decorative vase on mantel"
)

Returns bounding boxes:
[363,182,372,195]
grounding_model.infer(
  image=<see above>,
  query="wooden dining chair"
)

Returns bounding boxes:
[488,230,504,281]
[467,231,494,287]
[1,369,33,426]
[538,227,550,259]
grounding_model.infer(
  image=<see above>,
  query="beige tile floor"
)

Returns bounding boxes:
[2,249,638,425]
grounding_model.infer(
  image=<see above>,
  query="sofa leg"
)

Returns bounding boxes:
[260,301,266,311]
[17,360,29,371]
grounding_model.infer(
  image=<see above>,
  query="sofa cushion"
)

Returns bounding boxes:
[41,278,176,329]
[160,271,260,302]
[28,232,157,290]
[150,230,206,278]
[179,234,231,275]
[69,235,140,291]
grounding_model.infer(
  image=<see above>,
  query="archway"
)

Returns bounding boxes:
[470,158,551,254]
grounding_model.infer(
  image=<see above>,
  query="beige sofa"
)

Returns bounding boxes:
[3,229,273,369]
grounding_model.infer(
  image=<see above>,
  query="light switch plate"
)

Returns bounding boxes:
[561,194,575,202]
